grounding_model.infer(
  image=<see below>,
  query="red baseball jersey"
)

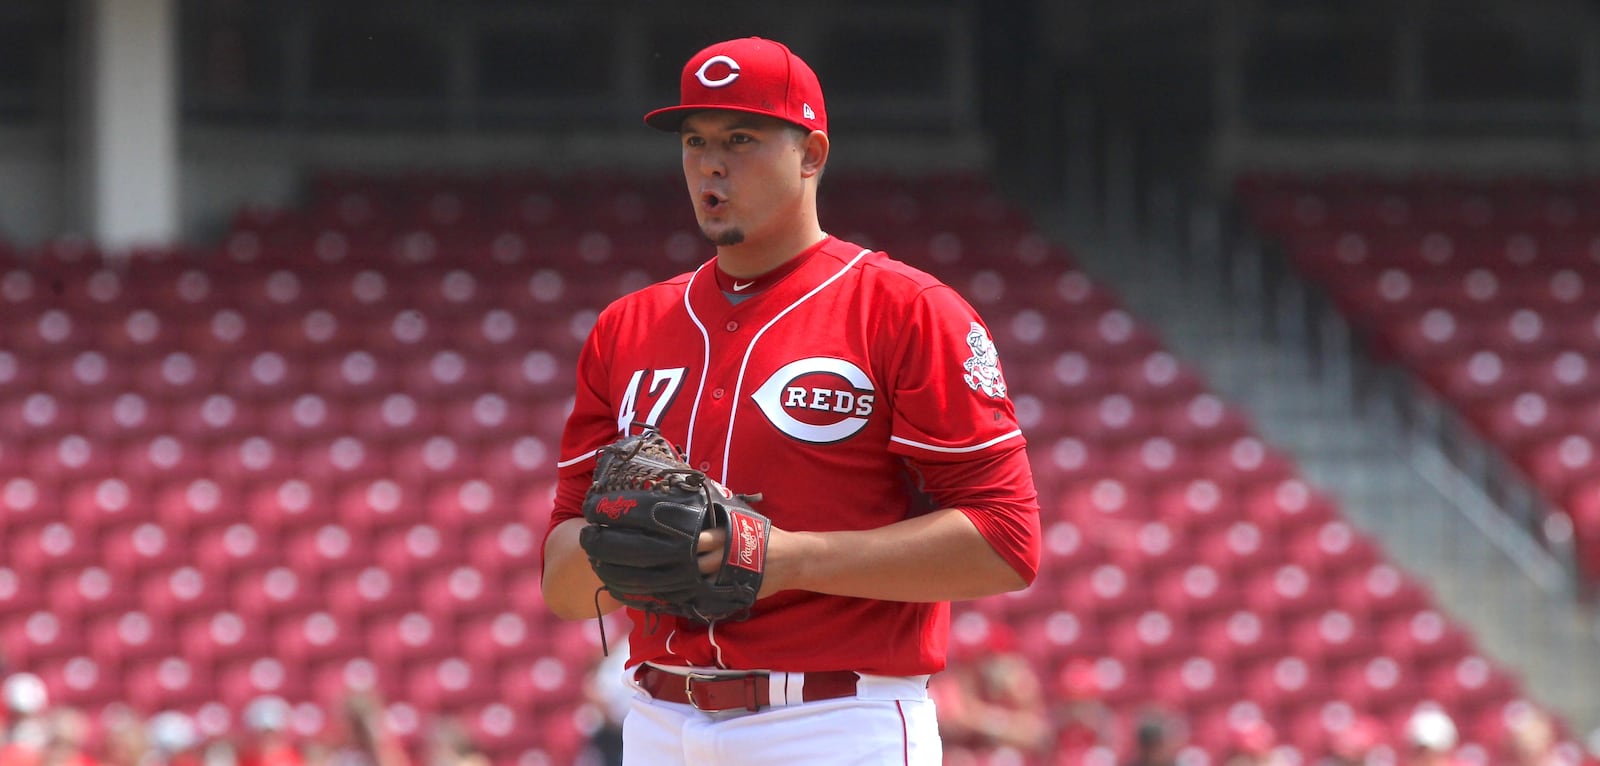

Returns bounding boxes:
[546,235,1041,676]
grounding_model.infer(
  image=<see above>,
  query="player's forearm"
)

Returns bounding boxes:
[765,507,1026,602]
[543,517,624,620]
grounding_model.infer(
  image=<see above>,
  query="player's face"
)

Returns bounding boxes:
[680,111,809,248]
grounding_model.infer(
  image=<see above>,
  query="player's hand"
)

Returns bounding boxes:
[698,525,793,598]
[696,528,727,576]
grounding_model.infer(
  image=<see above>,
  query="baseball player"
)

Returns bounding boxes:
[541,36,1041,765]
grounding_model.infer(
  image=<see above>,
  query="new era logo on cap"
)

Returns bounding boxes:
[645,37,828,134]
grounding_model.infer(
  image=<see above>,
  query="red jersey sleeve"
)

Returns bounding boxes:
[541,309,622,555]
[884,283,1041,583]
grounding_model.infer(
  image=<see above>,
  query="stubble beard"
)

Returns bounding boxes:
[703,226,745,247]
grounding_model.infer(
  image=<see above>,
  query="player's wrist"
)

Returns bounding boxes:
[760,526,819,596]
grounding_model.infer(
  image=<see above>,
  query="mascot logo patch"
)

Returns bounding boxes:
[962,322,1008,399]
[752,357,875,444]
[594,496,636,520]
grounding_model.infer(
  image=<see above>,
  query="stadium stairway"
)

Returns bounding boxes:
[1029,188,1600,736]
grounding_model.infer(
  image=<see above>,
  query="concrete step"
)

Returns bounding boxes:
[1049,224,1600,732]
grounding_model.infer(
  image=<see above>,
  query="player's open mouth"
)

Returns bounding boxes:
[700,191,727,212]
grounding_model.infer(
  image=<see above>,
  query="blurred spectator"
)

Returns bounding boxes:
[39,708,96,766]
[1223,720,1289,766]
[419,718,486,766]
[1,672,52,766]
[236,696,302,766]
[1403,705,1460,766]
[1049,659,1117,766]
[1504,705,1582,766]
[144,711,202,766]
[98,706,147,766]
[1124,708,1187,766]
[931,615,1051,765]
[582,639,631,766]
[1321,715,1386,766]
[318,691,410,766]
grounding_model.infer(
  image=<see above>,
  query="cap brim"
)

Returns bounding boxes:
[644,104,813,132]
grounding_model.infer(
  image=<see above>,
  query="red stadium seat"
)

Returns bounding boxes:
[1151,563,1244,625]
[1241,477,1340,538]
[281,524,370,580]
[124,655,213,712]
[192,522,280,579]
[138,565,230,622]
[313,349,403,401]
[1284,520,1384,580]
[50,566,140,625]
[1421,654,1520,718]
[1285,608,1380,673]
[177,610,272,670]
[405,656,499,711]
[1150,477,1243,536]
[1243,563,1333,624]
[217,656,310,710]
[1241,655,1332,711]
[101,521,191,579]
[463,522,541,580]
[86,609,178,670]
[374,523,460,576]
[1192,520,1283,578]
[335,479,426,536]
[1146,655,1240,712]
[36,655,124,710]
[1380,307,1479,367]
[1465,392,1568,455]
[1329,655,1421,722]
[1333,563,1433,624]
[271,611,366,667]
[460,612,539,665]
[368,611,456,669]
[80,392,165,439]
[1376,608,1476,670]
[416,564,501,625]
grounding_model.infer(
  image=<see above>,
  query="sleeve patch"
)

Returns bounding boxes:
[961,322,1009,399]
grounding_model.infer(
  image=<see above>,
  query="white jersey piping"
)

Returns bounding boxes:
[715,248,872,486]
[890,429,1025,454]
[680,262,717,460]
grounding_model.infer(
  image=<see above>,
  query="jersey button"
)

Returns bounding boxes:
[712,388,725,399]
[697,461,711,471]
[725,321,739,332]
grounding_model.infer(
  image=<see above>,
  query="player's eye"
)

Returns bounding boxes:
[683,135,705,148]
[729,133,754,145]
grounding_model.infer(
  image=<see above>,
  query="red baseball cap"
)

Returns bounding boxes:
[645,37,827,134]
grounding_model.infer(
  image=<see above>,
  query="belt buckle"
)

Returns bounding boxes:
[683,672,720,711]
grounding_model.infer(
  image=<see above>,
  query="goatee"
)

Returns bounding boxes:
[704,227,745,247]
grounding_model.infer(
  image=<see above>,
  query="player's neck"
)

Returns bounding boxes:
[715,222,827,279]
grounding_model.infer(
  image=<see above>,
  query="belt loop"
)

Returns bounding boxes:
[743,674,760,712]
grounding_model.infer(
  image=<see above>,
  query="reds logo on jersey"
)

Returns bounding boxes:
[751,357,876,444]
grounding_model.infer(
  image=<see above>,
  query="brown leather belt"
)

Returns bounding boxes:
[635,665,860,712]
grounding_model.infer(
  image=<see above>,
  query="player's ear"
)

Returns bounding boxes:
[799,130,829,179]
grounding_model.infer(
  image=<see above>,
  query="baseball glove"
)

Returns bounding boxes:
[578,429,771,623]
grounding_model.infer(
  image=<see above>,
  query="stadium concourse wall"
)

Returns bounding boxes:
[0,124,994,249]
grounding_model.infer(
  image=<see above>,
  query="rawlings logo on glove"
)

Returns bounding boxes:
[578,429,770,623]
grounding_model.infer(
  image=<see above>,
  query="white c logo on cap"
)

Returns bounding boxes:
[695,55,741,88]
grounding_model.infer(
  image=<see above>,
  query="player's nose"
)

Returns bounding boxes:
[692,147,727,177]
